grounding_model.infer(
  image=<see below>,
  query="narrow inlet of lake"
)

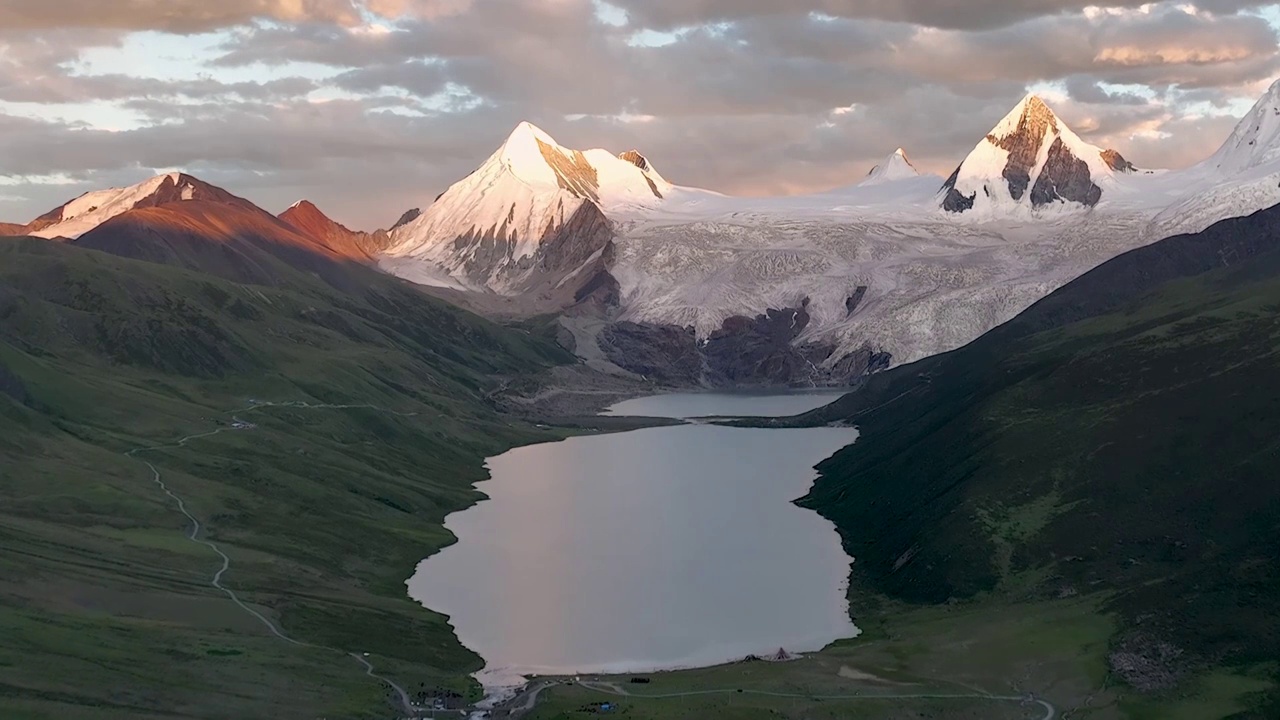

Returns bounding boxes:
[406,392,857,689]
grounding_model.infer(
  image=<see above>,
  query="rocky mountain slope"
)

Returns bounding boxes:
[379,122,668,314]
[940,95,1128,214]
[67,177,389,290]
[25,173,242,240]
[799,200,1280,715]
[278,199,394,258]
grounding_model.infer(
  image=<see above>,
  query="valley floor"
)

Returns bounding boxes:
[505,596,1273,720]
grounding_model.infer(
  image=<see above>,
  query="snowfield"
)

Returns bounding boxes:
[609,193,1162,365]
[580,82,1280,368]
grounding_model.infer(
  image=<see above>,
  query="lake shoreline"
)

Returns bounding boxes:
[409,392,859,706]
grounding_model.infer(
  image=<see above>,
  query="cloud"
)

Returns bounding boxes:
[0,0,1276,229]
[0,0,364,32]
[606,0,1270,32]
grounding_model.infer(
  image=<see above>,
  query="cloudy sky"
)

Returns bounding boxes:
[2,0,1279,229]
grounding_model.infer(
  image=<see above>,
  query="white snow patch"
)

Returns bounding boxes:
[31,172,186,239]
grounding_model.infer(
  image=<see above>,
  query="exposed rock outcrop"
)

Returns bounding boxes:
[536,138,600,202]
[845,286,869,316]
[438,199,619,313]
[619,150,651,172]
[618,150,663,198]
[390,208,422,231]
[941,167,975,213]
[1101,149,1136,173]
[598,322,703,384]
[1030,137,1102,207]
[598,298,891,387]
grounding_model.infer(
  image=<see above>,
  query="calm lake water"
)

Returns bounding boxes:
[406,392,858,688]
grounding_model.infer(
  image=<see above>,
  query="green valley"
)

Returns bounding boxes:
[0,238,572,718]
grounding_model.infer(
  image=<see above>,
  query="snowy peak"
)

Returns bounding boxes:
[861,148,919,185]
[1207,78,1280,175]
[27,172,241,239]
[487,122,671,205]
[496,121,601,201]
[941,94,1112,213]
[382,122,675,305]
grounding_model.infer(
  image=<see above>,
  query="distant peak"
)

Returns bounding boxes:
[862,147,920,184]
[941,92,1109,213]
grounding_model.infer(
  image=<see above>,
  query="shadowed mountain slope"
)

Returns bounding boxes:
[800,203,1280,713]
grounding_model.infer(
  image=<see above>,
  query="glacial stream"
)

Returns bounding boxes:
[406,391,858,689]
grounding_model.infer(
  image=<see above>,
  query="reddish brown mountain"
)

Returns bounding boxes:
[26,173,250,239]
[73,181,372,289]
[0,222,26,236]
[277,200,392,259]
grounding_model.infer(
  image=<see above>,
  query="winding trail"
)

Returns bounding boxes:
[125,400,423,717]
[574,680,1056,720]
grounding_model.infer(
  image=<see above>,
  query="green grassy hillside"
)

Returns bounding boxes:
[802,206,1280,716]
[0,238,572,719]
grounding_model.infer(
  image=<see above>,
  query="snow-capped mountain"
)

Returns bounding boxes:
[26,173,233,239]
[16,83,1280,388]
[1148,78,1280,238]
[582,86,1280,384]
[1207,80,1280,175]
[940,95,1128,214]
[381,122,670,311]
[860,148,919,185]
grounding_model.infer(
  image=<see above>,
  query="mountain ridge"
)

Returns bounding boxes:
[278,199,394,259]
[27,173,248,239]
